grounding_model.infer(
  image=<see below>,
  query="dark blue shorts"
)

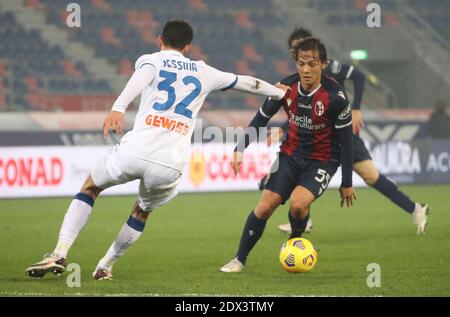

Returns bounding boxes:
[353,134,372,163]
[264,153,339,204]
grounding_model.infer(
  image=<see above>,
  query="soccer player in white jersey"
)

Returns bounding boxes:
[25,20,288,280]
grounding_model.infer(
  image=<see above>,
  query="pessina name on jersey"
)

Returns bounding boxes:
[162,59,198,72]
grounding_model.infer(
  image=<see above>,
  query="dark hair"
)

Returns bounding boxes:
[161,19,194,49]
[292,37,327,63]
[287,27,312,49]
[434,99,447,111]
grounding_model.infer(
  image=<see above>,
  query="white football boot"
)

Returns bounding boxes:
[25,253,67,278]
[220,258,244,273]
[278,223,291,234]
[278,217,313,234]
[412,203,429,236]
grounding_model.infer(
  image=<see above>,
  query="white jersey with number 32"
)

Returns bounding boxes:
[119,50,238,171]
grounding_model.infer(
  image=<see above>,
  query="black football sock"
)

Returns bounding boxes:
[372,174,415,213]
[236,211,267,265]
[288,210,310,239]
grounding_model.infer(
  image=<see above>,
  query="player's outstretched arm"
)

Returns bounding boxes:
[232,76,288,100]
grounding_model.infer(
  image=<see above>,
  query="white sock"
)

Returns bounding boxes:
[96,216,145,270]
[53,193,94,258]
[413,203,421,214]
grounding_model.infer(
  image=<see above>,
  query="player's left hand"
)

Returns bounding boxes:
[339,186,356,207]
[231,151,244,175]
[103,111,125,139]
[352,109,364,134]
[266,127,285,146]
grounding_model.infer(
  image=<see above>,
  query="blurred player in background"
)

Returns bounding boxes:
[25,19,288,280]
[428,99,450,138]
[261,28,429,236]
[221,38,356,273]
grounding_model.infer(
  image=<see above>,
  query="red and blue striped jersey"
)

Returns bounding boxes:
[278,74,352,163]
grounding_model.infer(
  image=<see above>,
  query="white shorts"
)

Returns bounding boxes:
[90,146,181,211]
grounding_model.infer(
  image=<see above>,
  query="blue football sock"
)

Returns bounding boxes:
[236,211,267,265]
[372,174,415,213]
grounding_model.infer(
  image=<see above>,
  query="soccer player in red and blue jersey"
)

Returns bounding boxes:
[221,38,356,272]
[269,28,428,236]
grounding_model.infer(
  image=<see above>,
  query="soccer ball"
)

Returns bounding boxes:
[279,238,318,273]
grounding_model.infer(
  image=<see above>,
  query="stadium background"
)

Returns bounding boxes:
[0,0,449,297]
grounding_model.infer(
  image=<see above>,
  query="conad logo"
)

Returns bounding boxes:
[189,152,205,187]
[0,157,63,187]
[188,151,272,187]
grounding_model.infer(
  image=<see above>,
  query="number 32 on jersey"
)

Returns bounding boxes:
[153,70,202,119]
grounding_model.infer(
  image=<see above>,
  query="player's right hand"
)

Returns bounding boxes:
[103,111,125,139]
[339,186,356,207]
[352,109,364,134]
[231,151,244,175]
[266,127,285,146]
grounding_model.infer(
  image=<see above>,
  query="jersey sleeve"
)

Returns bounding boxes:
[332,92,352,129]
[112,64,156,113]
[326,60,354,82]
[201,62,238,91]
[260,97,284,118]
[135,54,158,71]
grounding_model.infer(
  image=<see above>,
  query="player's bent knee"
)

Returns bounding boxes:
[254,190,282,218]
[254,201,278,219]
[354,161,380,186]
[80,175,103,200]
[358,171,379,186]
[289,201,309,218]
[364,175,378,186]
[131,201,152,222]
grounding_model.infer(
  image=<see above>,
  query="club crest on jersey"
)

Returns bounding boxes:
[287,98,292,106]
[314,101,325,116]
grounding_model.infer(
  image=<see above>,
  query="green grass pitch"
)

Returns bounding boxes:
[0,185,449,296]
